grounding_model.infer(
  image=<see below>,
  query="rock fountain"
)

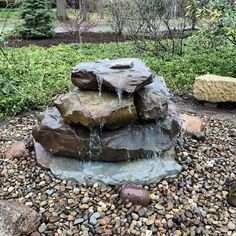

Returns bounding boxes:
[33,58,181,185]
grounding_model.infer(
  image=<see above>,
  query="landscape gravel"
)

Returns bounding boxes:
[0,109,236,235]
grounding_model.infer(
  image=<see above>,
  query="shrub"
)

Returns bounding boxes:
[17,0,54,39]
[197,0,236,46]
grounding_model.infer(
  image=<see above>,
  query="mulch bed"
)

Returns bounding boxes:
[7,32,129,48]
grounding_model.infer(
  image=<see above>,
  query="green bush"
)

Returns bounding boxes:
[0,39,235,120]
[17,0,54,39]
[197,0,236,46]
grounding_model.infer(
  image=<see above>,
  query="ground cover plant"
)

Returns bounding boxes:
[0,36,235,120]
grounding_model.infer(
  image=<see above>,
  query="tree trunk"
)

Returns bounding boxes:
[56,0,68,22]
[191,7,197,30]
[79,0,87,20]
[96,0,104,19]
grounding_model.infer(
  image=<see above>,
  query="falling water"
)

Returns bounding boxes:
[96,75,104,98]
[116,88,123,102]
[88,127,102,158]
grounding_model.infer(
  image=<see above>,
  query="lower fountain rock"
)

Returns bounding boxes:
[33,107,175,162]
[54,89,137,129]
[134,76,169,120]
[34,141,181,185]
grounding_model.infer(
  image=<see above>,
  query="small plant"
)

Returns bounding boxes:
[17,0,54,39]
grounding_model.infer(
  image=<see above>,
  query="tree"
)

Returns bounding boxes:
[107,0,126,36]
[96,0,104,19]
[62,0,97,47]
[56,0,68,21]
[17,0,54,39]
[123,0,190,56]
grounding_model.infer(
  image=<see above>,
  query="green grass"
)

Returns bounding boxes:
[0,38,235,119]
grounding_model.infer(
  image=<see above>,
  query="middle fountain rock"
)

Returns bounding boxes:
[54,90,138,129]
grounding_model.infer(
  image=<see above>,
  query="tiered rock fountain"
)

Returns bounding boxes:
[33,58,181,185]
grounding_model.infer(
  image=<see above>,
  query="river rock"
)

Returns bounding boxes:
[5,141,29,160]
[54,89,137,129]
[228,182,236,207]
[180,114,204,133]
[71,58,154,94]
[0,200,40,236]
[32,107,174,162]
[134,76,169,120]
[193,74,236,102]
[120,184,150,206]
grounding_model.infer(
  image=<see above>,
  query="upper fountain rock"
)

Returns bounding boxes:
[71,58,154,94]
[134,76,169,120]
[33,107,175,162]
[54,89,137,129]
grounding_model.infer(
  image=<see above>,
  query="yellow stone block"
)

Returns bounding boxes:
[193,74,236,102]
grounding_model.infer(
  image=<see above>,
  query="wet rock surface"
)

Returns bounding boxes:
[71,58,154,94]
[55,89,137,129]
[34,141,181,185]
[0,99,236,235]
[33,107,174,162]
[134,76,169,120]
[0,200,40,236]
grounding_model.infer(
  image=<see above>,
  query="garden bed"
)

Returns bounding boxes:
[7,32,129,48]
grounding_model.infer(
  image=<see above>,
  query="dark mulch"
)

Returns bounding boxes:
[7,32,129,48]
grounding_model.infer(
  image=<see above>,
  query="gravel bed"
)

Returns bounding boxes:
[0,111,236,236]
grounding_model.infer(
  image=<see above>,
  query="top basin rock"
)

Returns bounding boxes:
[71,58,154,94]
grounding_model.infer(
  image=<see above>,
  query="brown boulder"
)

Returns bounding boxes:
[134,76,169,120]
[120,184,150,206]
[54,89,138,129]
[0,200,40,236]
[5,141,29,160]
[32,107,173,162]
[180,114,204,133]
[71,58,154,94]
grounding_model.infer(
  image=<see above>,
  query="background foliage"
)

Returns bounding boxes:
[197,0,236,45]
[0,37,235,120]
